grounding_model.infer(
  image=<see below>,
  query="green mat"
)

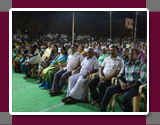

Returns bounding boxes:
[12,70,145,112]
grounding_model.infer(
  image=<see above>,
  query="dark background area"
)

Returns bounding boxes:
[12,11,147,40]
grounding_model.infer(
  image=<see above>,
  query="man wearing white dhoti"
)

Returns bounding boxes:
[61,48,99,104]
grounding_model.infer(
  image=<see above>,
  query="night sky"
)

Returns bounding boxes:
[12,11,147,40]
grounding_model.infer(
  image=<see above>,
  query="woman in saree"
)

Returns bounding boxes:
[14,46,25,73]
[13,44,31,72]
[12,45,19,67]
[39,47,68,89]
[37,44,59,84]
[12,45,18,58]
[19,49,29,72]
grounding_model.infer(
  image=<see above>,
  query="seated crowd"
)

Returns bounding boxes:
[12,38,147,112]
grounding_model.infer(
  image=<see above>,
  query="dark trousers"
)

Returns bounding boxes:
[88,76,111,103]
[51,69,72,91]
[100,83,139,112]
[22,63,33,77]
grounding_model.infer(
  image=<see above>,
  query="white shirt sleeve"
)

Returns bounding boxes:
[101,57,107,67]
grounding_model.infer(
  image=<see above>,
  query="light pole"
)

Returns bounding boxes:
[134,11,138,42]
[72,12,75,44]
[110,11,112,40]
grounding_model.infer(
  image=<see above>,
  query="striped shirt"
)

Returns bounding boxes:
[117,60,147,85]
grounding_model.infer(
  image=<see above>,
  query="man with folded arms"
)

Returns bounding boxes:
[100,48,147,112]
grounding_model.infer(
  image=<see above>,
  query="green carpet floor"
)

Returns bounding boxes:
[12,70,146,112]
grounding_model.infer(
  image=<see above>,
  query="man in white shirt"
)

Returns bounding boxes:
[61,48,99,104]
[88,46,124,107]
[49,44,84,96]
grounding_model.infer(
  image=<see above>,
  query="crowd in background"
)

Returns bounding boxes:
[12,37,147,112]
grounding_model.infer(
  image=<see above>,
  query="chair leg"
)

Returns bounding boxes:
[107,100,111,110]
[31,68,34,78]
[31,67,37,78]
[142,94,147,112]
[111,94,117,112]
[133,93,141,112]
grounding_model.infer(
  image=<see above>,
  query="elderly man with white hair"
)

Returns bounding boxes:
[62,48,99,104]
